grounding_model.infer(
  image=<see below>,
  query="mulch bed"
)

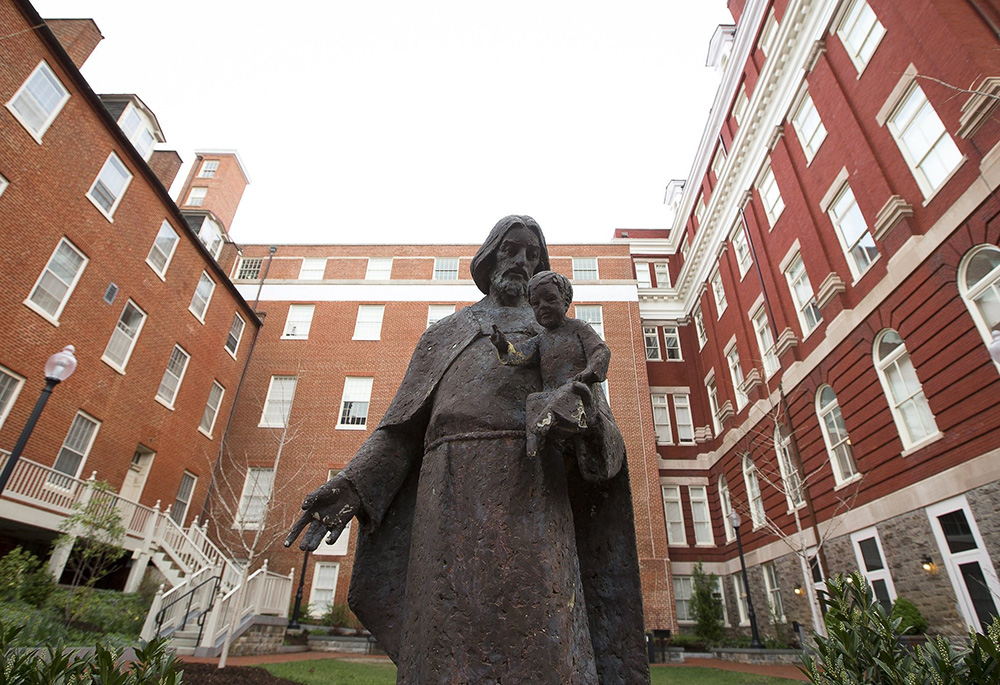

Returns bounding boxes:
[179,662,300,684]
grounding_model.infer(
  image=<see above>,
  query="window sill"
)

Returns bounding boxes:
[5,102,48,145]
[188,308,207,325]
[667,542,688,548]
[85,192,117,223]
[920,156,968,207]
[232,523,262,531]
[197,427,214,439]
[336,424,368,431]
[258,422,288,429]
[225,347,239,360]
[849,255,881,287]
[154,396,176,411]
[833,473,863,491]
[900,430,944,457]
[100,357,127,375]
[694,542,716,548]
[22,299,60,328]
[144,259,168,282]
[280,335,309,341]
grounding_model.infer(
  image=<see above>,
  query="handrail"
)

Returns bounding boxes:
[156,573,221,636]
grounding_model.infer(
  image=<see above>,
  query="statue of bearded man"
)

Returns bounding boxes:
[286,215,649,684]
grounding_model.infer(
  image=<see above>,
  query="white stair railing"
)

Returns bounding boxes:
[187,518,242,590]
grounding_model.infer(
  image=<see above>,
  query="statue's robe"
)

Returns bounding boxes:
[342,298,649,684]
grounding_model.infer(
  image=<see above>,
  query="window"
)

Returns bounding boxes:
[7,61,69,141]
[185,187,207,207]
[573,257,598,280]
[366,257,392,280]
[225,314,246,357]
[120,106,155,160]
[850,528,896,613]
[763,562,785,623]
[661,485,686,545]
[689,485,713,545]
[644,327,661,360]
[719,475,735,542]
[758,165,785,227]
[694,196,707,227]
[433,258,459,280]
[743,454,765,527]
[282,304,315,339]
[87,153,132,219]
[710,270,727,316]
[711,146,727,179]
[673,575,693,621]
[758,9,778,56]
[0,173,7,198]
[674,394,695,445]
[785,254,821,334]
[198,160,219,178]
[887,85,963,197]
[733,575,750,625]
[190,216,224,259]
[791,91,827,161]
[103,300,146,371]
[299,257,326,280]
[236,467,274,528]
[651,394,672,445]
[817,385,858,485]
[874,329,938,449]
[236,257,263,280]
[829,184,878,278]
[654,262,670,288]
[260,376,297,428]
[733,85,749,126]
[26,238,87,322]
[0,367,25,431]
[958,245,1000,351]
[837,0,886,72]
[732,226,753,277]
[146,221,179,277]
[199,381,225,436]
[727,346,748,410]
[189,272,215,321]
[50,412,99,487]
[338,376,373,429]
[576,305,604,339]
[427,304,454,327]
[775,427,805,510]
[706,374,722,436]
[635,263,652,289]
[752,308,780,377]
[353,305,385,340]
[170,472,197,526]
[155,345,190,407]
[309,562,341,616]
[663,326,682,361]
[694,307,707,348]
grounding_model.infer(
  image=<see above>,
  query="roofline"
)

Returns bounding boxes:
[98,93,166,142]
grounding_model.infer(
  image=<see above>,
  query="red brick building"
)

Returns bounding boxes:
[636,0,1000,640]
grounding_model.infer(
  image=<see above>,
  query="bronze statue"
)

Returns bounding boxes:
[286,216,649,684]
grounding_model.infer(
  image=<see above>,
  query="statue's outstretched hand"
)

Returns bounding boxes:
[284,474,361,551]
[490,324,509,355]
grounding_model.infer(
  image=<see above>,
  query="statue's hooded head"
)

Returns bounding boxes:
[471,215,551,296]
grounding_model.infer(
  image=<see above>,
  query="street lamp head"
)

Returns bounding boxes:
[728,508,741,529]
[45,345,77,382]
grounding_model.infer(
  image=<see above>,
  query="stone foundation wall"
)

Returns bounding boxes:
[230,618,288,656]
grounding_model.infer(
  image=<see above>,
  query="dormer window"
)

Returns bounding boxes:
[120,105,156,160]
[185,214,224,259]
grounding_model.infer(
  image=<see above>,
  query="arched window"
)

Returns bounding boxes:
[719,475,735,542]
[958,244,1000,355]
[873,329,938,449]
[816,385,858,484]
[742,454,765,527]
[774,427,805,510]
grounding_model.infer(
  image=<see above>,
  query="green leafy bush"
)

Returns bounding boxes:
[0,546,55,607]
[691,562,725,645]
[890,596,927,635]
[321,603,363,632]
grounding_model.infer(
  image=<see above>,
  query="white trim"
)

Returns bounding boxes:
[849,526,897,606]
[282,304,316,340]
[51,411,100,483]
[662,484,687,546]
[0,365,26,431]
[86,153,133,222]
[5,60,69,143]
[144,220,179,280]
[0,172,8,198]
[24,237,89,326]
[234,282,639,303]
[258,375,297,428]
[225,313,246,359]
[188,272,216,323]
[154,344,190,409]
[308,561,341,616]
[198,381,225,438]
[101,299,147,373]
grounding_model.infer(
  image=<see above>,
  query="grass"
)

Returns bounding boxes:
[261,659,802,684]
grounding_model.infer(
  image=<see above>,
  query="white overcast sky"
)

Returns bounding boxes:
[34,1,732,245]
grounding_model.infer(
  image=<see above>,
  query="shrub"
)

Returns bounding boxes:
[691,562,725,645]
[320,603,362,631]
[890,596,927,635]
[0,546,54,607]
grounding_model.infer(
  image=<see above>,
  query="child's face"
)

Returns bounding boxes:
[529,281,566,329]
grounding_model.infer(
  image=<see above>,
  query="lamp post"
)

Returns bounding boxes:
[730,508,764,649]
[0,346,77,496]
[288,548,310,629]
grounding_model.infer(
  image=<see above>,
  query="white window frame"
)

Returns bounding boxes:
[733,84,749,126]
[816,385,858,485]
[185,187,207,207]
[0,172,7,198]
[733,574,750,626]
[365,257,392,280]
[694,195,708,227]
[337,376,373,430]
[299,257,327,280]
[886,83,963,199]
[673,575,693,622]
[236,257,263,280]
[572,257,599,281]
[644,326,661,361]
[194,217,224,259]
[282,304,315,340]
[575,305,604,339]
[102,299,147,372]
[958,245,1000,358]
[309,562,341,616]
[654,262,670,289]
[427,304,455,328]
[352,305,385,341]
[674,394,695,445]
[710,269,727,316]
[119,103,155,160]
[651,394,672,445]
[837,0,886,74]
[25,237,88,324]
[743,454,765,528]
[758,164,785,227]
[6,61,69,143]
[663,326,682,361]
[850,527,897,611]
[694,307,707,349]
[635,262,652,289]
[50,411,100,486]
[433,257,459,280]
[225,313,246,358]
[873,329,940,451]
[827,181,879,280]
[155,344,190,409]
[732,225,753,278]
[706,373,722,436]
[198,160,219,178]
[785,253,822,336]
[188,272,216,322]
[235,467,275,529]
[199,381,225,437]
[259,375,297,428]
[0,365,26,431]
[775,428,805,511]
[763,562,785,623]
[145,220,179,279]
[87,152,132,221]
[791,89,828,162]
[751,308,780,377]
[719,475,735,542]
[727,345,748,410]
[662,485,686,546]
[170,471,197,526]
[758,9,778,56]
[689,485,714,546]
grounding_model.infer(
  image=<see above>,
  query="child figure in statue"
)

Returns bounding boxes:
[491,269,611,457]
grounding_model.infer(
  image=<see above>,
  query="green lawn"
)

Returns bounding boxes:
[261,659,801,684]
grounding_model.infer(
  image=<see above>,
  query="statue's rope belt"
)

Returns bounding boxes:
[425,430,524,453]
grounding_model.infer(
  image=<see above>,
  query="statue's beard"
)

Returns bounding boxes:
[492,271,528,305]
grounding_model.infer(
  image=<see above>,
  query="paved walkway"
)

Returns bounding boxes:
[182,650,809,681]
